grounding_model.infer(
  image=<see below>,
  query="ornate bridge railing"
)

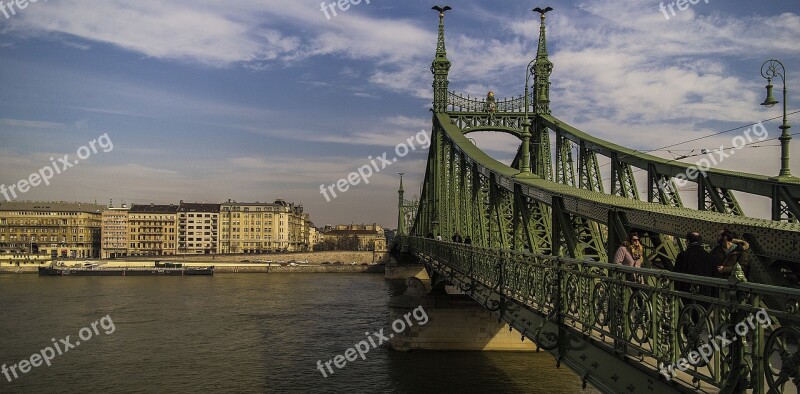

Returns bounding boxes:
[447,91,534,113]
[402,236,800,394]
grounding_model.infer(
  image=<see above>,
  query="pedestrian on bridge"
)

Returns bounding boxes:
[712,229,750,279]
[613,240,635,266]
[613,233,644,283]
[452,232,462,243]
[629,233,644,268]
[673,231,715,297]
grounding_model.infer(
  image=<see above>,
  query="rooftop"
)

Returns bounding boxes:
[178,202,221,212]
[129,204,179,213]
[0,201,106,214]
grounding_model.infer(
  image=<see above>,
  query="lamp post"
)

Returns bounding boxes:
[515,57,537,177]
[760,59,795,179]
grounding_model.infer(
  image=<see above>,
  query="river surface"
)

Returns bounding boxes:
[0,274,598,393]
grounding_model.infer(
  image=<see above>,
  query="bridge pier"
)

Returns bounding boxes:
[384,254,430,282]
[388,278,536,352]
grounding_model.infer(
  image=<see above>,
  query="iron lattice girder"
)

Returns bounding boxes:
[514,184,552,254]
[578,142,604,193]
[555,132,576,187]
[448,112,526,136]
[433,112,800,264]
[609,156,639,199]
[647,164,684,207]
[538,114,800,203]
[532,121,553,181]
[697,175,744,215]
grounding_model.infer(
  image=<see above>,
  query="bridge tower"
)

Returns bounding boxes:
[431,6,452,113]
[397,173,406,235]
[532,9,553,116]
[530,9,554,181]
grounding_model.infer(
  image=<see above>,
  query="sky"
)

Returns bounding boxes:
[0,0,798,228]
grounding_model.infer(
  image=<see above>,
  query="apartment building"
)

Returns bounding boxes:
[0,201,104,258]
[219,199,311,253]
[177,202,220,254]
[128,204,178,256]
[100,204,130,258]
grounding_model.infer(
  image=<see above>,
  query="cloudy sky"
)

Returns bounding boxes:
[0,0,798,227]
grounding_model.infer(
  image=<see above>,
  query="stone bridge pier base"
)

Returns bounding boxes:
[384,254,430,283]
[388,277,536,352]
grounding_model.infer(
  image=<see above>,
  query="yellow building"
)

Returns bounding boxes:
[128,204,178,256]
[321,223,387,251]
[0,201,104,259]
[101,204,130,258]
[306,220,318,251]
[220,199,312,253]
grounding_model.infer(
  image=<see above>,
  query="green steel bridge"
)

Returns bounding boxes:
[392,7,800,394]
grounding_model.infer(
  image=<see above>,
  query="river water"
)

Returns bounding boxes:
[0,274,598,393]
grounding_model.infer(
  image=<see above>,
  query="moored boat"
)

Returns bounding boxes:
[38,265,214,276]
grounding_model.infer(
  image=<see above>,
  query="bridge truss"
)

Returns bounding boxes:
[395,7,800,394]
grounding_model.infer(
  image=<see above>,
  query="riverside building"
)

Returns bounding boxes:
[0,201,104,259]
[127,204,179,256]
[322,223,387,251]
[100,203,130,258]
[177,202,220,255]
[219,200,311,253]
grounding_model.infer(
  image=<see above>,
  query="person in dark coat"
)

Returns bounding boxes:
[673,231,715,296]
[711,228,750,279]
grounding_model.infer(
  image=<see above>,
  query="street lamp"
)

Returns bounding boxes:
[760,59,794,179]
[516,57,537,177]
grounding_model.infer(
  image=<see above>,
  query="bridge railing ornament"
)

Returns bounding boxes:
[447,91,535,113]
[403,236,800,393]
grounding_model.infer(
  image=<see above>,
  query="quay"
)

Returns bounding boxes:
[0,251,387,274]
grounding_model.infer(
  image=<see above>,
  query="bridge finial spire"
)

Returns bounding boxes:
[532,7,554,115]
[431,6,452,113]
[397,173,407,235]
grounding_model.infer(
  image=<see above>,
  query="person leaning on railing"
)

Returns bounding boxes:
[673,231,716,297]
[613,241,635,266]
[711,228,750,279]
[613,233,643,282]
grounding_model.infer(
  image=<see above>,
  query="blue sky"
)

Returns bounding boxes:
[0,0,798,228]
